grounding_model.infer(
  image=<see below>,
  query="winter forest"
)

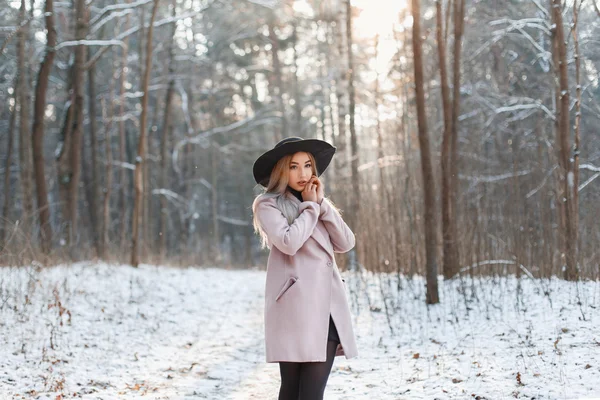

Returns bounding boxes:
[1,0,600,398]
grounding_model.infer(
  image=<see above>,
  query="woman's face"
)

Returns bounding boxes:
[287,152,314,192]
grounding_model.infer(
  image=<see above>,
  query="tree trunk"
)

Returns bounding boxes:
[345,0,360,230]
[59,0,87,250]
[2,77,18,245]
[211,143,220,264]
[571,0,582,277]
[101,85,114,259]
[31,0,56,254]
[551,0,577,281]
[412,0,439,304]
[85,56,100,256]
[131,0,159,267]
[268,17,285,141]
[159,0,177,262]
[449,0,465,277]
[17,0,34,236]
[119,0,131,249]
[334,16,347,199]
[291,22,302,135]
[436,0,455,279]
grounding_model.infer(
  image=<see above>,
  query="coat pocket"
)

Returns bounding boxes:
[275,276,298,302]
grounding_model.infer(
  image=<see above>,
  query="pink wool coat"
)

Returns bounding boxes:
[254,193,358,363]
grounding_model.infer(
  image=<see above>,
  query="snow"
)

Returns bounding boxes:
[1,263,599,399]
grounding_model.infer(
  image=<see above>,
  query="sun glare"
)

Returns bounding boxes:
[353,0,409,78]
[352,0,408,38]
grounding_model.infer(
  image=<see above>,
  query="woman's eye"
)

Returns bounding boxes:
[305,164,311,168]
[290,166,296,170]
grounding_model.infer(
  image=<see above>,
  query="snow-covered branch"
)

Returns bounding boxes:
[580,164,600,172]
[151,188,189,208]
[85,9,203,70]
[526,165,557,199]
[462,170,532,193]
[109,161,135,170]
[89,0,153,27]
[486,101,555,127]
[171,110,281,174]
[530,0,550,18]
[55,39,126,51]
[579,173,599,192]
[89,9,134,35]
[245,0,278,9]
[217,215,250,226]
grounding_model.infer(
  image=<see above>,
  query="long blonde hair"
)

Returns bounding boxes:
[252,152,318,249]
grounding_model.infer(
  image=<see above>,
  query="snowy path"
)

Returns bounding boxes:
[1,263,599,399]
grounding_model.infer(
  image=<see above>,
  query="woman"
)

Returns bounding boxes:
[251,137,358,400]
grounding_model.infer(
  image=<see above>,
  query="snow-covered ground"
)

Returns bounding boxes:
[0,262,599,399]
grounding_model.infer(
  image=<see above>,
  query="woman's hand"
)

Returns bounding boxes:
[301,180,318,203]
[310,175,325,204]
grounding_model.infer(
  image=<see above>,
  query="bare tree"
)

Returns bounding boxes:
[268,13,286,141]
[1,77,17,245]
[436,0,458,279]
[17,0,34,235]
[131,0,160,267]
[31,0,56,254]
[159,0,177,261]
[345,0,360,228]
[571,0,583,276]
[119,0,132,248]
[412,0,439,304]
[85,51,101,255]
[551,0,577,281]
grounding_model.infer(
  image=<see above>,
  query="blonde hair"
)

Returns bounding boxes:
[252,152,318,249]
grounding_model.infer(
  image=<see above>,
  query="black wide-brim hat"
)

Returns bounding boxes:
[253,137,336,187]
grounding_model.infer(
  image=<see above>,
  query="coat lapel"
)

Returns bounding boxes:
[311,222,333,255]
[287,193,333,255]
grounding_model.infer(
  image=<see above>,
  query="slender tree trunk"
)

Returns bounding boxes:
[571,0,582,273]
[119,0,131,249]
[551,0,577,280]
[268,17,285,141]
[334,17,347,199]
[31,0,56,254]
[131,0,159,267]
[60,0,87,250]
[17,0,34,236]
[2,78,18,245]
[345,0,360,229]
[436,0,455,278]
[101,84,114,259]
[412,0,439,304]
[449,0,465,276]
[291,22,302,134]
[85,56,100,255]
[159,0,177,262]
[211,143,220,264]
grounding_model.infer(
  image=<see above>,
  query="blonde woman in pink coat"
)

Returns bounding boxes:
[252,137,358,400]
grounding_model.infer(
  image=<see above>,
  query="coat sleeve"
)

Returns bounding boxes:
[319,198,356,253]
[255,198,320,256]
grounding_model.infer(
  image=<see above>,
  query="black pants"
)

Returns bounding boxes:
[277,340,338,400]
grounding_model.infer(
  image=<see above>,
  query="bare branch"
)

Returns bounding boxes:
[594,0,600,18]
[84,10,199,70]
[0,11,39,56]
[530,0,550,18]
